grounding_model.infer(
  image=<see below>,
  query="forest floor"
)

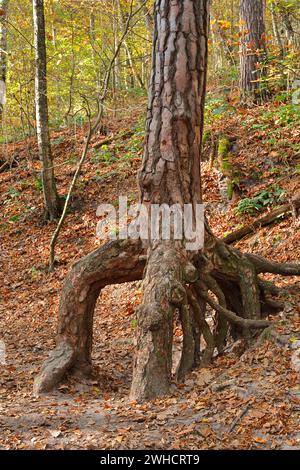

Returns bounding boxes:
[0,95,300,450]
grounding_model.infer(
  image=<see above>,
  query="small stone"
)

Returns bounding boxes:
[49,430,62,438]
[290,340,300,350]
[291,349,300,373]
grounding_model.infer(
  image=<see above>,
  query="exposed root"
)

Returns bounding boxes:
[258,278,280,297]
[247,253,300,276]
[261,298,285,315]
[187,287,215,367]
[200,291,271,330]
[34,239,145,395]
[33,343,75,395]
[130,241,197,401]
[175,301,196,382]
[204,275,228,353]
[34,225,299,399]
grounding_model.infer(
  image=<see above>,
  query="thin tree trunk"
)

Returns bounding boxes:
[0,0,9,124]
[64,19,75,126]
[33,0,61,220]
[271,2,284,59]
[112,0,120,106]
[139,0,153,32]
[90,11,101,94]
[210,17,224,72]
[118,0,145,90]
[282,9,295,49]
[240,0,268,105]
[49,0,57,48]
[211,12,236,67]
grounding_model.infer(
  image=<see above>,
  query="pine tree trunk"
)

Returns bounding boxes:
[0,0,8,124]
[33,0,61,220]
[130,0,208,401]
[240,0,268,105]
[139,0,207,208]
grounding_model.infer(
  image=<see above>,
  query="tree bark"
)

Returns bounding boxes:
[131,0,208,400]
[240,0,268,105]
[138,0,207,208]
[0,0,8,124]
[33,0,61,220]
[34,239,145,394]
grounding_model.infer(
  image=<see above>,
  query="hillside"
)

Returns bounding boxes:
[0,96,299,450]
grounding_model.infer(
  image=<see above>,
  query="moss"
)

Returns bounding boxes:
[228,173,241,200]
[218,136,231,159]
[217,137,232,176]
[227,180,234,200]
[222,159,232,172]
[217,136,242,201]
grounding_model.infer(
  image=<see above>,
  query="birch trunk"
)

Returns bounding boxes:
[0,0,8,123]
[33,0,61,220]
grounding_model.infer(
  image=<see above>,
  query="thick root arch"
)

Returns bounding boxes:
[34,239,145,395]
[34,231,300,401]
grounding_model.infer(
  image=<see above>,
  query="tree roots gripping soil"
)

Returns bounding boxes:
[34,226,300,401]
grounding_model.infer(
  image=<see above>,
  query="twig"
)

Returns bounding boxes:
[223,196,300,245]
[4,18,34,49]
[229,401,252,433]
[92,130,134,149]
[48,0,143,271]
[49,113,93,271]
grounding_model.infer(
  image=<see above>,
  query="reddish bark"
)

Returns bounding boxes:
[240,0,268,105]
